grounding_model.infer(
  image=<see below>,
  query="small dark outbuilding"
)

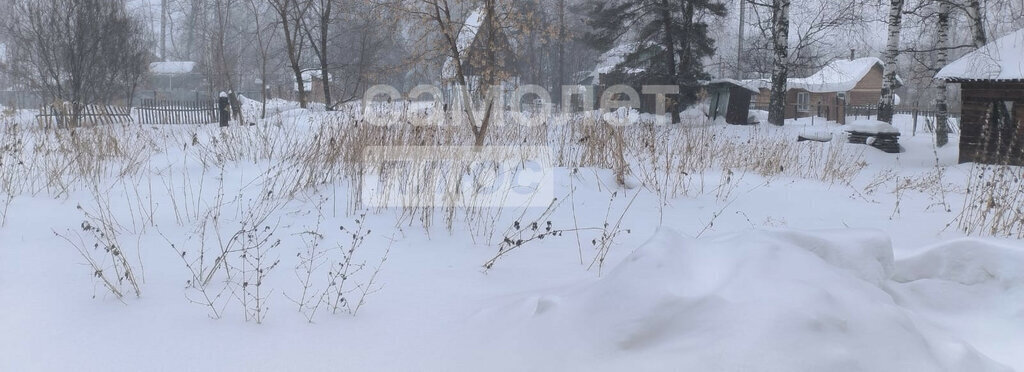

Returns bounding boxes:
[936,29,1024,166]
[707,79,759,125]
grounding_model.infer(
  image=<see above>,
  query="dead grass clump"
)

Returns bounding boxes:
[957,165,1024,238]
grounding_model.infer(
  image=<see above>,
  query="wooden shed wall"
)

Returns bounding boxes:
[726,87,752,125]
[958,82,1024,166]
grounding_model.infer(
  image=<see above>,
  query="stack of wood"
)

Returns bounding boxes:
[846,120,902,153]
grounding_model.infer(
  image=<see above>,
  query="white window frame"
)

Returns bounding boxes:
[796,92,811,112]
[837,92,847,104]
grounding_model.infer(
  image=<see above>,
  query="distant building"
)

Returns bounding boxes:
[146,61,206,100]
[749,57,902,124]
[293,69,333,104]
[936,28,1024,165]
[441,8,521,107]
[707,79,760,125]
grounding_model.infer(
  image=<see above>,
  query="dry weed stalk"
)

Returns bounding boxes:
[55,204,142,302]
[957,165,1024,238]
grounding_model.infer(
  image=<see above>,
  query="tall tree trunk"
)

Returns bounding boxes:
[661,0,680,123]
[260,58,268,118]
[161,0,167,60]
[319,0,333,110]
[214,0,243,124]
[556,0,565,108]
[677,0,695,110]
[291,62,307,108]
[935,0,950,147]
[876,0,905,124]
[286,25,307,107]
[966,0,987,48]
[273,0,308,108]
[476,0,498,148]
[767,0,789,126]
[736,0,745,79]
[431,0,485,147]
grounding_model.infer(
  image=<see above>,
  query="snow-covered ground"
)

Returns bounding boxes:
[1,105,1022,371]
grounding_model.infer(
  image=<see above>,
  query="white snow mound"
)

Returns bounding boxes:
[847,119,901,134]
[936,28,1024,81]
[480,228,1010,372]
[894,239,1024,287]
[790,57,888,93]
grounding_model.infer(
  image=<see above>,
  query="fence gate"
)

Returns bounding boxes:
[136,99,218,125]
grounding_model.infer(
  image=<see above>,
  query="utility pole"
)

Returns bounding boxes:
[161,0,167,60]
[736,0,745,79]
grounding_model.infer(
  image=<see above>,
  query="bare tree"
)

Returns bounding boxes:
[269,0,313,108]
[246,0,279,119]
[303,0,335,110]
[403,0,507,147]
[4,0,149,126]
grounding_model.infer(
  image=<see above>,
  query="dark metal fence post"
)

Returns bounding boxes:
[218,92,230,127]
[912,108,919,135]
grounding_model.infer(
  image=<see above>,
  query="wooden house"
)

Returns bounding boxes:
[936,28,1024,166]
[441,8,520,107]
[747,57,901,124]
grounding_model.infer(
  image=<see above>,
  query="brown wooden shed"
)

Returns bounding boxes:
[707,79,759,125]
[936,29,1024,166]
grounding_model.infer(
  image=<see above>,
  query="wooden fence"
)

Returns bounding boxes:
[36,104,133,128]
[750,104,962,134]
[844,105,961,134]
[136,99,218,125]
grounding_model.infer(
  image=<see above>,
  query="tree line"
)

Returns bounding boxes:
[0,0,1021,132]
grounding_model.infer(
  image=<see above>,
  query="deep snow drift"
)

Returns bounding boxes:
[469,229,1017,371]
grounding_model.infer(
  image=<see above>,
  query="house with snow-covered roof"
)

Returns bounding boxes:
[295,69,333,104]
[441,8,521,107]
[146,61,205,100]
[751,57,901,124]
[936,28,1024,165]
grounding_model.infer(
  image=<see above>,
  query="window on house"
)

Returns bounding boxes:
[797,92,811,112]
[837,92,847,104]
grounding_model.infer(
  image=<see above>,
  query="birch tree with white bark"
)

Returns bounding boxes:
[877,0,905,124]
[767,0,789,126]
[934,0,950,147]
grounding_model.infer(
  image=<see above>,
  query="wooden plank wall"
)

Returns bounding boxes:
[958,82,1024,165]
[36,104,133,128]
[136,99,218,125]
